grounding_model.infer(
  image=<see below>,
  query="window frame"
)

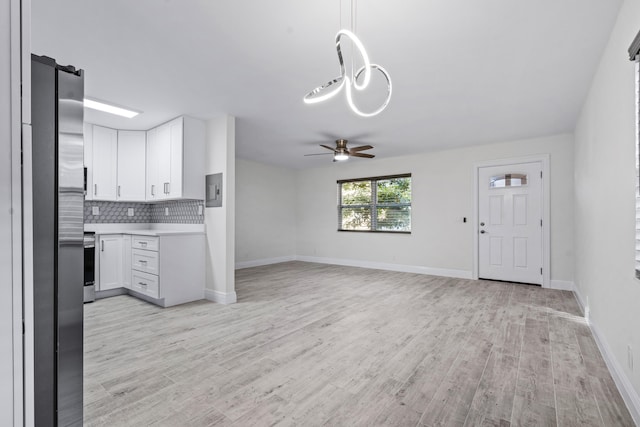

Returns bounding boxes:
[635,57,640,279]
[337,173,412,234]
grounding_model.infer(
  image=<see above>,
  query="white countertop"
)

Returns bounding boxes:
[84,223,205,236]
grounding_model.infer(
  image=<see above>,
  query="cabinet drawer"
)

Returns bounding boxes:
[132,249,159,275]
[131,270,159,298]
[131,235,159,251]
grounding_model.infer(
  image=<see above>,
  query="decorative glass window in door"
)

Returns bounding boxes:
[489,173,528,188]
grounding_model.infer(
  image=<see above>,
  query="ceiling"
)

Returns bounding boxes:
[32,0,622,168]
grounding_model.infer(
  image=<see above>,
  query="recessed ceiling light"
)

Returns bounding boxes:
[83,98,140,118]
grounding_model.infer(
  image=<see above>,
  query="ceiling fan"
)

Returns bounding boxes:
[304,139,375,161]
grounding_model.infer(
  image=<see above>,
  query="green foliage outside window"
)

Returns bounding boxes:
[338,175,411,232]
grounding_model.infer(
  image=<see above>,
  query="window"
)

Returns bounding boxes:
[489,173,528,188]
[338,174,411,232]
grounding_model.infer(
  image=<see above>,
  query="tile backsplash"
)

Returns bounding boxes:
[85,200,204,224]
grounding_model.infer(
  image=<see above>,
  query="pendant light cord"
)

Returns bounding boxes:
[350,0,355,81]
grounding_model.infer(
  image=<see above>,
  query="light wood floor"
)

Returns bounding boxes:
[84,261,634,426]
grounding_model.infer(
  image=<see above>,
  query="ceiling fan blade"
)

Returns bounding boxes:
[351,152,375,159]
[304,153,333,156]
[320,144,337,152]
[349,145,373,152]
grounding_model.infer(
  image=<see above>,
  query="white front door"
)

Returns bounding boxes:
[478,162,543,284]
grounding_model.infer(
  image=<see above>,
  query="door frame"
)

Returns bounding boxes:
[472,154,550,288]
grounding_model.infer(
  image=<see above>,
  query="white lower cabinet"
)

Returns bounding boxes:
[98,235,123,291]
[129,234,204,307]
[131,270,160,298]
[122,235,132,289]
[96,232,204,307]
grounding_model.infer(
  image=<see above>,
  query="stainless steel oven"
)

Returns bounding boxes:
[84,232,95,302]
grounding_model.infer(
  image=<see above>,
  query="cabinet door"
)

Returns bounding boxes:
[84,123,93,201]
[146,128,159,200]
[117,130,146,201]
[146,126,171,201]
[157,124,172,200]
[122,235,132,289]
[92,125,118,200]
[167,118,183,198]
[98,235,123,291]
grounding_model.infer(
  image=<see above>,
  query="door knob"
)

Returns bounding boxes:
[480,230,486,234]
[480,222,485,226]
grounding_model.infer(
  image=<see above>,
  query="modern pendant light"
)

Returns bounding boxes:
[303,0,392,117]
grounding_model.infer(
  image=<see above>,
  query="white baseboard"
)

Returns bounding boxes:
[548,279,575,291]
[572,285,640,425]
[235,255,296,270]
[572,285,587,315]
[295,256,473,280]
[205,289,237,305]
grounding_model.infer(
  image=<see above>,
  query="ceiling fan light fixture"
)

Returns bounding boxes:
[334,152,349,161]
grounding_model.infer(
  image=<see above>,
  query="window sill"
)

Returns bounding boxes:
[337,229,411,234]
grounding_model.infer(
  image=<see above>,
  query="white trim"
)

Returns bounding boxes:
[22,126,34,427]
[572,285,640,425]
[235,255,296,270]
[548,280,575,291]
[205,289,238,304]
[472,154,551,288]
[590,320,640,425]
[12,0,28,423]
[572,285,586,315]
[295,256,473,279]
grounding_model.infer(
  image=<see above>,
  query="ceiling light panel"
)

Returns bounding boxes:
[83,98,140,118]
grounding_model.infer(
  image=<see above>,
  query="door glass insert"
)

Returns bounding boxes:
[490,173,527,188]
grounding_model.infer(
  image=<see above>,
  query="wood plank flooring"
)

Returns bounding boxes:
[83,261,635,426]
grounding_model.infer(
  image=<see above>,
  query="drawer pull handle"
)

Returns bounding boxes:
[140,241,147,246]
[138,282,147,287]
[139,260,147,264]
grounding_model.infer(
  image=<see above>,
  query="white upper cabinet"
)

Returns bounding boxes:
[116,130,146,201]
[146,116,204,201]
[91,125,118,200]
[85,116,204,202]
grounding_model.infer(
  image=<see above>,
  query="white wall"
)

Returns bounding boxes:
[295,134,574,281]
[204,116,237,304]
[574,0,640,417]
[235,159,297,268]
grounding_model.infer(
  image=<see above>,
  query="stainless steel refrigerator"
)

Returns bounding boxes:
[31,54,84,426]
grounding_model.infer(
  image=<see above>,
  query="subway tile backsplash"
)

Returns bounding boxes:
[85,200,204,224]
